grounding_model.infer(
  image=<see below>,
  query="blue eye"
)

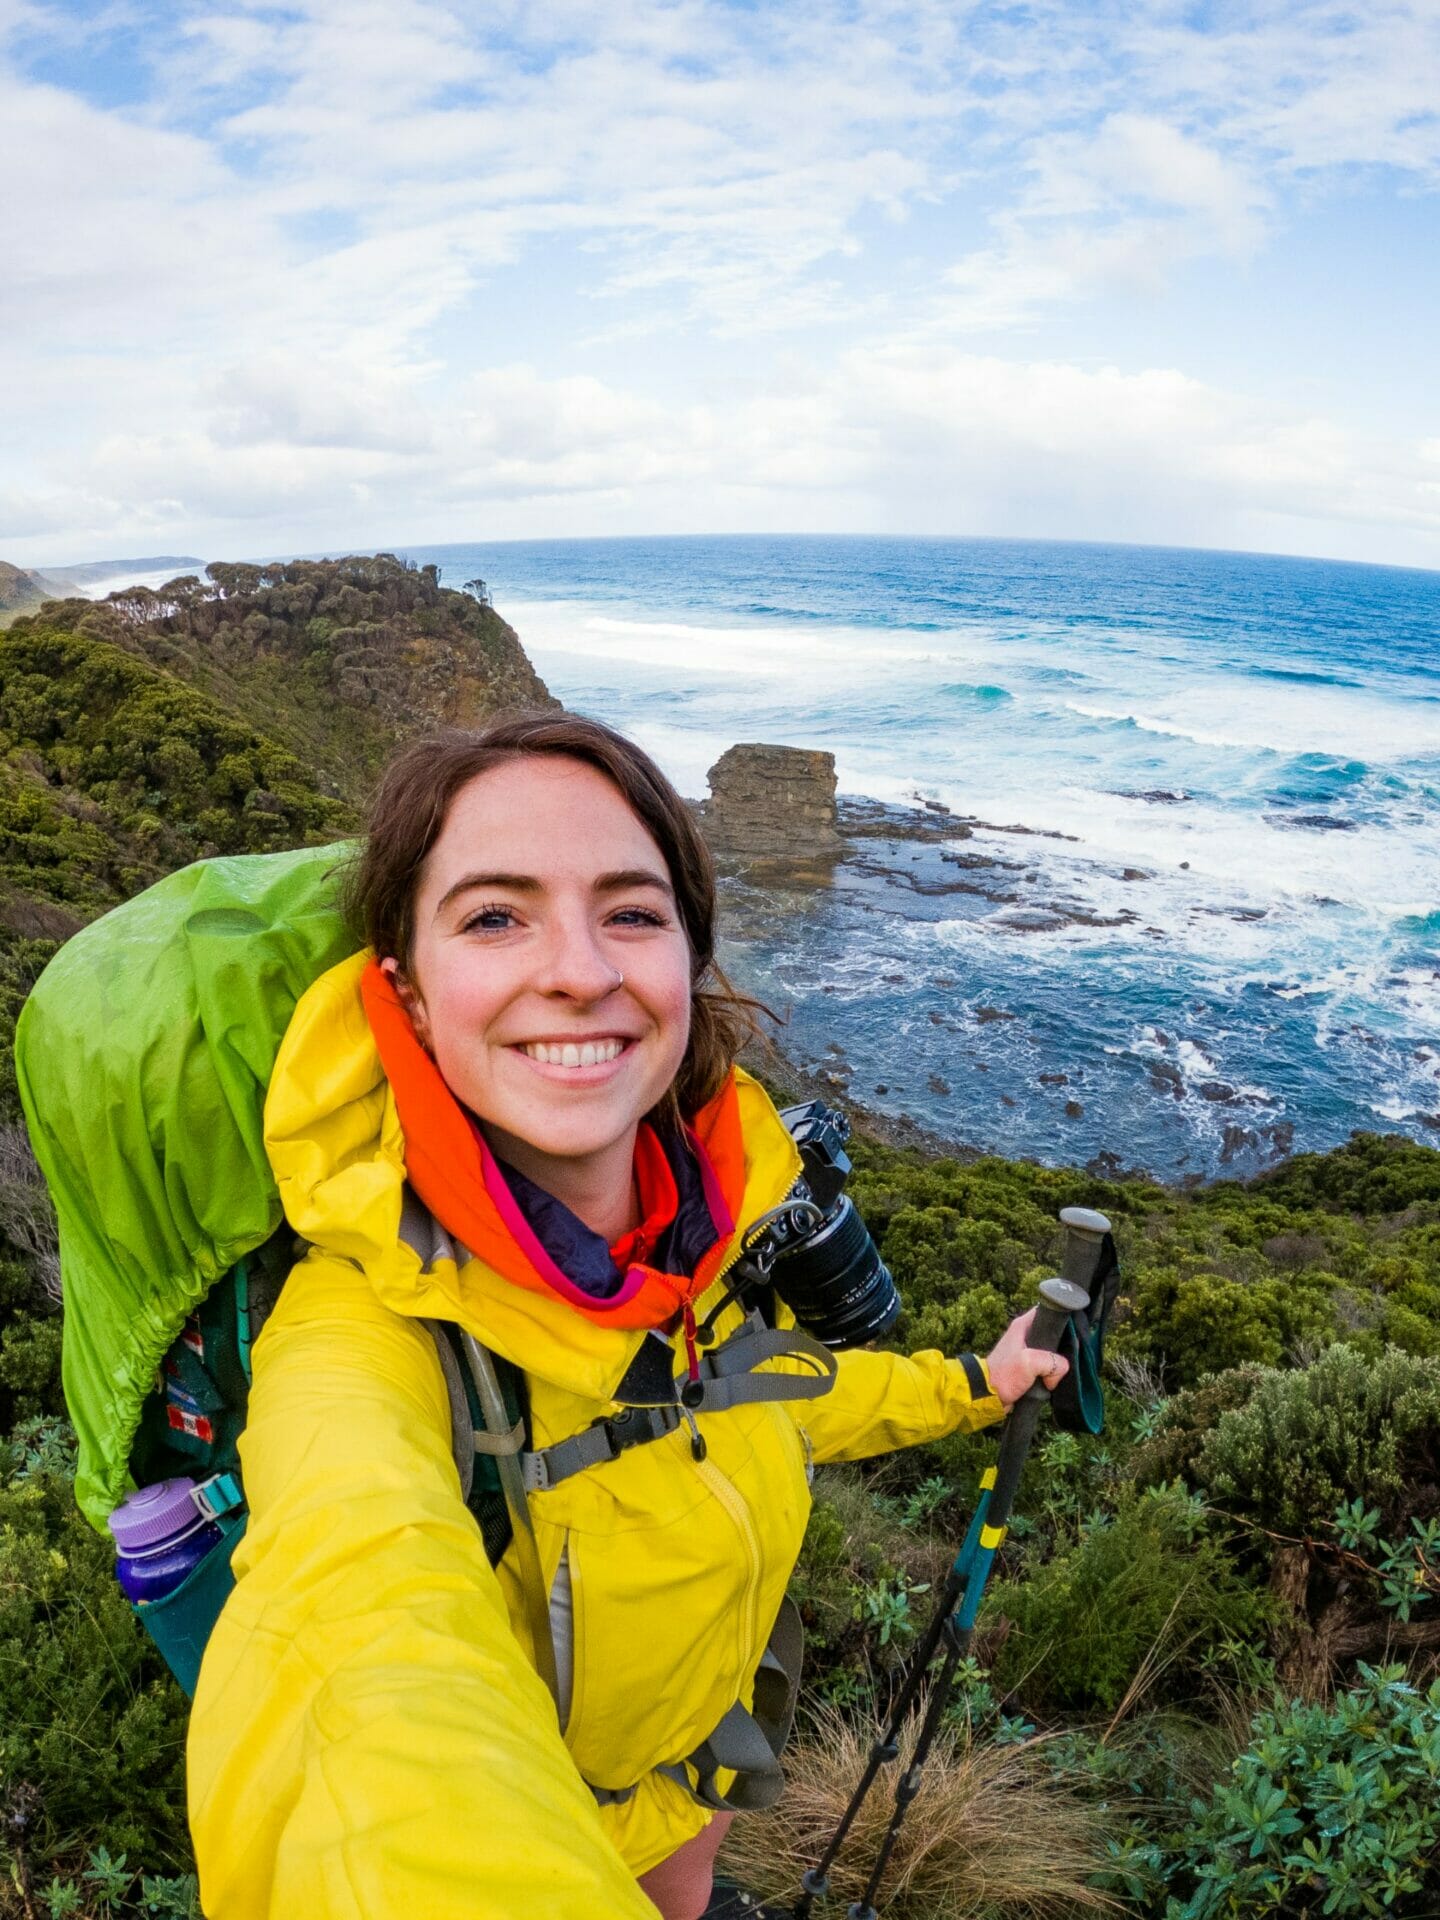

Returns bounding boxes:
[462,903,517,933]
[611,907,666,928]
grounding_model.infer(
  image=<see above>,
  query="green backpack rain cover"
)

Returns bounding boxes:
[16,842,360,1536]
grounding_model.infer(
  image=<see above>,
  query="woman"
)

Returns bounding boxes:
[187,713,1067,1920]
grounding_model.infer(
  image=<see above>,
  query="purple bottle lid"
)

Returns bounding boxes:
[108,1478,206,1553]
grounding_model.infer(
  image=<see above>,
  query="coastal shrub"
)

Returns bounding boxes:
[1159,1663,1440,1918]
[1253,1129,1440,1215]
[1195,1344,1440,1537]
[1381,1291,1440,1356]
[984,1484,1270,1716]
[844,1132,1440,1394]
[0,628,351,874]
[1118,1258,1342,1386]
[10,556,553,808]
[0,1424,193,1899]
[876,1203,1030,1348]
[0,1309,63,1426]
[1152,1271,1287,1374]
[0,1207,62,1435]
[0,764,123,915]
[1129,1367,1268,1490]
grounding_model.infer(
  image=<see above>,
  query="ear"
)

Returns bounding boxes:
[380,955,434,1053]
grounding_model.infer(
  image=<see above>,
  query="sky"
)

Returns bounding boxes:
[3,0,1439,571]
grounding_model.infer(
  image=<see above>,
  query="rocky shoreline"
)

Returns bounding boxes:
[694,749,1300,1184]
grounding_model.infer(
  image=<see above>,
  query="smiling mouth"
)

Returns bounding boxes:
[518,1038,630,1068]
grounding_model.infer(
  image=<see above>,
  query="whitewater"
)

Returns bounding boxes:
[402,535,1437,1180]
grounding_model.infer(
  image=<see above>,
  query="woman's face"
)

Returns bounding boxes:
[391,756,694,1202]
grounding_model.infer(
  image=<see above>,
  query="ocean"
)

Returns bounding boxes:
[400,535,1438,1182]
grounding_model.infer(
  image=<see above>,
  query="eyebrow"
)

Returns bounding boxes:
[435,867,675,917]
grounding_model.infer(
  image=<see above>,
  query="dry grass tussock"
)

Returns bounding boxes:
[720,1707,1119,1919]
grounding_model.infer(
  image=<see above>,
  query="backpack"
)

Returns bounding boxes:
[15,843,521,1693]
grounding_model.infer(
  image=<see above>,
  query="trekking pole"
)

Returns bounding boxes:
[791,1209,1113,1920]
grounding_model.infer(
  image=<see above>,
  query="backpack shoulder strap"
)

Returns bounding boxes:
[427,1322,561,1707]
[425,1319,520,1570]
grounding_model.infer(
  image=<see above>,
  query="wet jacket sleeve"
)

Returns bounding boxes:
[186,1251,658,1920]
[795,1345,1006,1464]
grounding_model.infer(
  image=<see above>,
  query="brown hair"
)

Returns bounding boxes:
[347,712,769,1120]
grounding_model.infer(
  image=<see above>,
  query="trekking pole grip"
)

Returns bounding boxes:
[985,1276,1090,1529]
[1059,1205,1112,1292]
[1027,1275,1090,1361]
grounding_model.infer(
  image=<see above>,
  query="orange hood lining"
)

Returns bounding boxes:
[359,960,748,1330]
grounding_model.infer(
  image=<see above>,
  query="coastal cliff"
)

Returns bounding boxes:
[0,563,47,622]
[9,555,554,807]
[0,554,555,940]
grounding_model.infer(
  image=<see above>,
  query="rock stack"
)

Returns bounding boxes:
[702,743,841,863]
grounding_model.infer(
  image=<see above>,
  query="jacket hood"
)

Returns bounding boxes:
[263,953,802,1401]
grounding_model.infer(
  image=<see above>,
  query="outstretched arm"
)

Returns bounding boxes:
[187,1250,657,1920]
[788,1308,1067,1465]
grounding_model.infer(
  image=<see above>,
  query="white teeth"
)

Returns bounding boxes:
[522,1039,625,1066]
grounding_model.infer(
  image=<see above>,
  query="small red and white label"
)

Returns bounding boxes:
[166,1406,215,1442]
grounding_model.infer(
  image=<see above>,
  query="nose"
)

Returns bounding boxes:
[533,912,624,1004]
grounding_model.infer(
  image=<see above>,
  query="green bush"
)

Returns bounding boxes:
[0,629,351,888]
[10,554,553,810]
[984,1484,1272,1715]
[1253,1130,1440,1215]
[1195,1344,1440,1537]
[842,1131,1440,1395]
[0,934,60,1118]
[0,1424,192,1896]
[1160,1663,1440,1917]
[0,1309,63,1424]
[1129,1367,1270,1490]
[1119,1257,1343,1387]
[788,1467,948,1700]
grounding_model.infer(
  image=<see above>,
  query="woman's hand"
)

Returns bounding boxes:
[983,1306,1070,1409]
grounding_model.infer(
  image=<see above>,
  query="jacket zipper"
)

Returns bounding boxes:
[693,1452,763,1666]
[691,1133,804,1304]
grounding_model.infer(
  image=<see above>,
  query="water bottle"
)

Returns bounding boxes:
[107,1477,226,1604]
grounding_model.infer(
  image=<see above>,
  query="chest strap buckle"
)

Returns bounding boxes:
[521,1402,681,1493]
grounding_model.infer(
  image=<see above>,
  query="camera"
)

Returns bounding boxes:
[744,1100,901,1349]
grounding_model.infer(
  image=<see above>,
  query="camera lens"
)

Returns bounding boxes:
[771,1196,901,1348]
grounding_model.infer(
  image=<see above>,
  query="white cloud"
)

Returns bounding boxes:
[18,348,1435,568]
[1,0,1438,565]
[205,355,435,454]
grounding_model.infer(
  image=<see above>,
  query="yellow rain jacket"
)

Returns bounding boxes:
[187,954,1006,1917]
